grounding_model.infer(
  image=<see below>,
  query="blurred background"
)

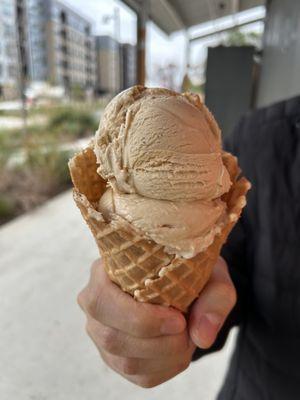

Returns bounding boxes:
[1,0,300,399]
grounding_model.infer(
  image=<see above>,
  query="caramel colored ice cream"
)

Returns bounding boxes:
[94,86,232,258]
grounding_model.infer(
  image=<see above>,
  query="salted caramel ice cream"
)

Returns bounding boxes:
[94,86,232,259]
[69,84,251,310]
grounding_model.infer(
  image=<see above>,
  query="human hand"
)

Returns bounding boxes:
[77,257,236,388]
[77,259,194,388]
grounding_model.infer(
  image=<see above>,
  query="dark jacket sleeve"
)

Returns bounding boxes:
[192,118,250,361]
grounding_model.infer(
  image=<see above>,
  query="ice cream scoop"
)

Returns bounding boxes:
[95,86,232,258]
[99,187,226,258]
[94,86,231,201]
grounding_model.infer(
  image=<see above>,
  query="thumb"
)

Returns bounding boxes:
[188,257,237,349]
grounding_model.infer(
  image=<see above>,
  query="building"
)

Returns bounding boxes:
[26,0,96,93]
[0,0,19,99]
[95,35,121,95]
[121,43,136,90]
[257,0,300,106]
[0,0,96,99]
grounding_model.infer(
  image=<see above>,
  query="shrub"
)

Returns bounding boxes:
[0,195,16,222]
[25,143,72,188]
[0,143,73,224]
[48,107,97,140]
[0,132,19,167]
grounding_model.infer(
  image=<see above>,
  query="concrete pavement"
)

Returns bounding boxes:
[0,190,236,400]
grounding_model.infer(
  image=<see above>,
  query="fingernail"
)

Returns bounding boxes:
[161,317,185,335]
[194,313,223,348]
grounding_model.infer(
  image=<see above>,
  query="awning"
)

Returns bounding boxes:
[122,0,265,34]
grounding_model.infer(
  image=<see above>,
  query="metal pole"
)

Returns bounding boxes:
[185,31,191,74]
[114,7,122,91]
[114,7,120,42]
[137,0,147,85]
[15,0,28,137]
[181,31,191,92]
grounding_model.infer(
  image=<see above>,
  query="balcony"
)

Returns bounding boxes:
[60,29,68,40]
[61,59,69,71]
[61,44,68,54]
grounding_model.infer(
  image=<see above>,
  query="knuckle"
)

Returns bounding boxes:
[179,358,191,372]
[85,297,97,319]
[225,284,237,308]
[137,376,159,389]
[86,289,104,320]
[175,333,190,353]
[216,282,237,308]
[77,289,86,310]
[90,259,100,274]
[99,350,116,372]
[130,311,148,337]
[85,320,93,337]
[100,327,119,353]
[120,358,139,375]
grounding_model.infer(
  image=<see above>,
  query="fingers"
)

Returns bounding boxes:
[86,316,192,359]
[188,257,237,349]
[78,258,196,388]
[99,341,195,375]
[99,346,194,388]
[78,259,186,338]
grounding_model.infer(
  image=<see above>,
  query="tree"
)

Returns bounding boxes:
[224,29,262,48]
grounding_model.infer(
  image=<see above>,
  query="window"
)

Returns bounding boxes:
[4,23,13,37]
[60,10,67,24]
[8,65,17,77]
[6,44,15,57]
[2,2,13,16]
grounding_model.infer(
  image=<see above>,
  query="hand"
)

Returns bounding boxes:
[188,257,237,348]
[77,257,236,388]
[77,259,195,388]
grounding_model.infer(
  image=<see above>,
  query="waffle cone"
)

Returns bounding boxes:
[69,142,250,312]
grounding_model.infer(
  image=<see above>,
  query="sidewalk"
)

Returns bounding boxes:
[0,190,237,400]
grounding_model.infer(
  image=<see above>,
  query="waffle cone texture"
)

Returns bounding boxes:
[69,142,250,312]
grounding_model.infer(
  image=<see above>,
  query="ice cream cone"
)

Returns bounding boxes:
[69,142,250,312]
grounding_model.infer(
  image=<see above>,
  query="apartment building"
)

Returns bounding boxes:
[0,0,19,99]
[25,0,96,92]
[121,43,136,90]
[1,0,96,99]
[95,35,121,95]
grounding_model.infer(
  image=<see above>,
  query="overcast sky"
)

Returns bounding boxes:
[64,0,265,86]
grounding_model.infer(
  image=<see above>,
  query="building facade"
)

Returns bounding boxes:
[0,0,96,99]
[26,0,96,92]
[95,35,121,95]
[121,43,136,90]
[0,0,19,99]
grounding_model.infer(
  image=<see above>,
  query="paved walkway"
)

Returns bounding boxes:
[0,191,237,400]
